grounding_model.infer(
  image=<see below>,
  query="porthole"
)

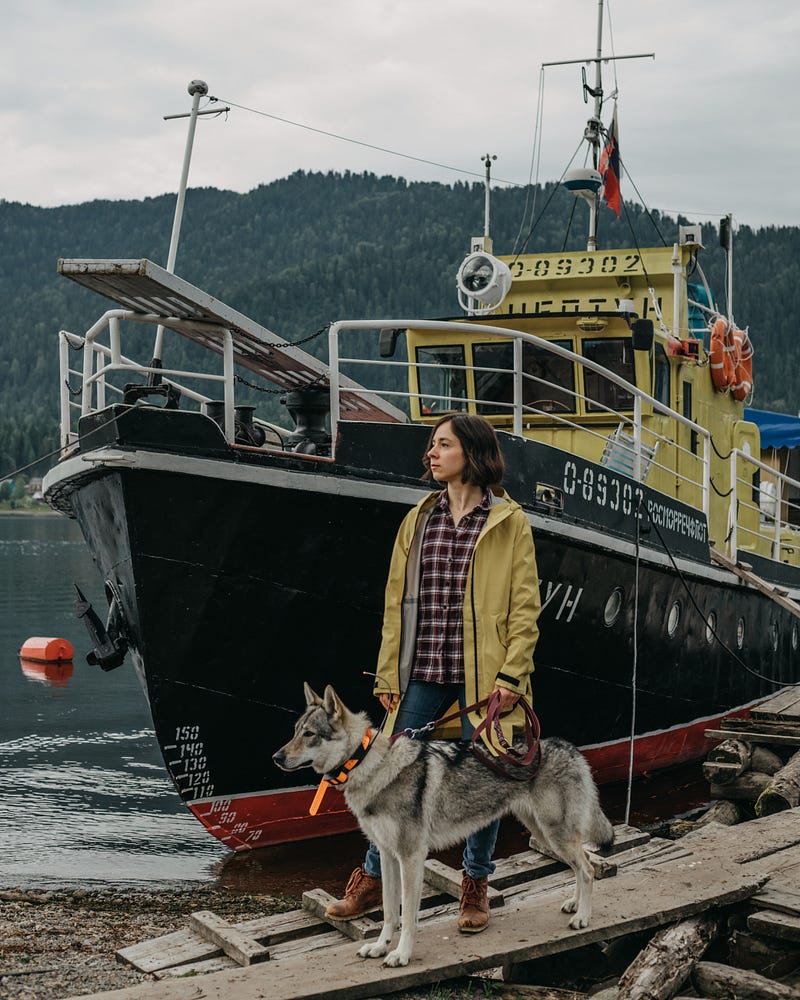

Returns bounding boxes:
[771,621,779,652]
[705,612,717,645]
[603,588,624,627]
[736,618,746,650]
[793,624,799,652]
[667,601,681,637]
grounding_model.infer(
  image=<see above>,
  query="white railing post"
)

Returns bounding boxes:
[58,332,72,449]
[222,329,235,443]
[632,395,642,480]
[774,480,782,558]
[729,449,738,558]
[702,435,710,521]
[513,337,523,437]
[328,324,341,455]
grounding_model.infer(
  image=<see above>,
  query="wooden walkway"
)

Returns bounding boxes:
[69,810,800,1000]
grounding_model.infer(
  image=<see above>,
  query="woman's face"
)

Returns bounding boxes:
[427,421,466,485]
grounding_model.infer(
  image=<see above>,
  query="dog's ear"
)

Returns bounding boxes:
[322,685,343,720]
[304,682,323,707]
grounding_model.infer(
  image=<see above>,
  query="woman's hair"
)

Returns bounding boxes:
[422,413,505,489]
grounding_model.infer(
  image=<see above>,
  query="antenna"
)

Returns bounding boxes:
[481,153,497,242]
[543,0,654,250]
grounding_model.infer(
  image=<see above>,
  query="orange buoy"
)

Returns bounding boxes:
[709,318,734,391]
[19,636,74,663]
[730,326,754,401]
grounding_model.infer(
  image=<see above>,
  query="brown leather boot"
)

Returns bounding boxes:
[458,873,490,933]
[324,866,382,920]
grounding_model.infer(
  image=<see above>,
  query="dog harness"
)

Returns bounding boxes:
[308,727,375,816]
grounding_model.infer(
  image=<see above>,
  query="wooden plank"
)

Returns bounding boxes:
[750,887,800,917]
[156,956,235,979]
[423,859,504,907]
[710,548,800,620]
[704,728,800,748]
[117,908,327,974]
[188,912,269,967]
[301,888,382,941]
[752,687,800,719]
[748,909,800,943]
[68,859,765,1000]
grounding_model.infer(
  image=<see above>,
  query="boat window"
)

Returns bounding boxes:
[582,337,636,412]
[653,344,670,407]
[415,345,467,414]
[666,601,681,637]
[473,340,575,416]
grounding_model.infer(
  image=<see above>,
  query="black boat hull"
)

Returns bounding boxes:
[46,411,800,848]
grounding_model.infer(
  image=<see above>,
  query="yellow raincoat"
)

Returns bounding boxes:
[373,487,541,749]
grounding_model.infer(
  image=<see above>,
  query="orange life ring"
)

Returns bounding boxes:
[730,326,753,401]
[709,318,734,391]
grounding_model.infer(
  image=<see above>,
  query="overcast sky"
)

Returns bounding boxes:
[2,0,797,230]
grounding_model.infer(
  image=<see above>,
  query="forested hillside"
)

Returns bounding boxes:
[1,170,798,475]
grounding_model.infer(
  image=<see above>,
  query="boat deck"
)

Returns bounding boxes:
[58,257,405,423]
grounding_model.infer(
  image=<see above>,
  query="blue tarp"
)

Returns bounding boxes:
[745,407,800,449]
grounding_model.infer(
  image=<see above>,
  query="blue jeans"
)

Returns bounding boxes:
[363,680,500,880]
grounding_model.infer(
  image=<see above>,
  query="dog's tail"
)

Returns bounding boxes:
[591,808,615,852]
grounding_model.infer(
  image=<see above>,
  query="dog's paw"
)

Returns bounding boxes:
[568,913,589,930]
[561,896,578,914]
[383,948,410,967]
[358,942,388,959]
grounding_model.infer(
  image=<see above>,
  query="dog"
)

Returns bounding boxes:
[273,683,614,968]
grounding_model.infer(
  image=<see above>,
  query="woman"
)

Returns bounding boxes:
[327,413,540,932]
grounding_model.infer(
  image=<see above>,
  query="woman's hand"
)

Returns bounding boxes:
[491,686,520,713]
[378,693,400,712]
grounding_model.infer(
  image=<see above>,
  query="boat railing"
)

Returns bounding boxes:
[57,309,286,451]
[328,319,712,520]
[729,447,800,562]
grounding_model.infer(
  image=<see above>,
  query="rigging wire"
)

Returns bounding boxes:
[209,95,521,187]
[625,493,642,826]
[647,510,800,688]
[512,65,547,255]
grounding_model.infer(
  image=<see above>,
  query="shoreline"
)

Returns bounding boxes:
[0,885,476,1000]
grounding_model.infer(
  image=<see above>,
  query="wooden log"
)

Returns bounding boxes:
[729,929,800,979]
[707,737,752,772]
[701,799,744,826]
[710,771,773,802]
[751,746,785,775]
[755,749,800,816]
[616,913,721,1000]
[692,959,800,999]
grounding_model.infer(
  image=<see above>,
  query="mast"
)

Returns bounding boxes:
[585,0,605,250]
[148,81,229,381]
[550,1,653,251]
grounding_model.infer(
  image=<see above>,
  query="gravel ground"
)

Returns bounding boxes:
[0,886,295,1000]
[0,887,507,1000]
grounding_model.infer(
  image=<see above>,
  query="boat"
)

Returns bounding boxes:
[42,6,800,851]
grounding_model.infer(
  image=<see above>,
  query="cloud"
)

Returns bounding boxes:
[1,0,797,227]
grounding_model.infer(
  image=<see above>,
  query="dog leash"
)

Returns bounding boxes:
[308,727,375,816]
[391,691,541,775]
[389,697,490,742]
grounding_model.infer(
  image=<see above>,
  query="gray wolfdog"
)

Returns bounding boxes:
[273,683,613,967]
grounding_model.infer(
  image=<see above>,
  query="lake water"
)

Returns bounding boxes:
[0,513,709,894]
[0,513,230,888]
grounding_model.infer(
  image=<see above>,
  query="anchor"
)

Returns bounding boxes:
[73,584,129,671]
